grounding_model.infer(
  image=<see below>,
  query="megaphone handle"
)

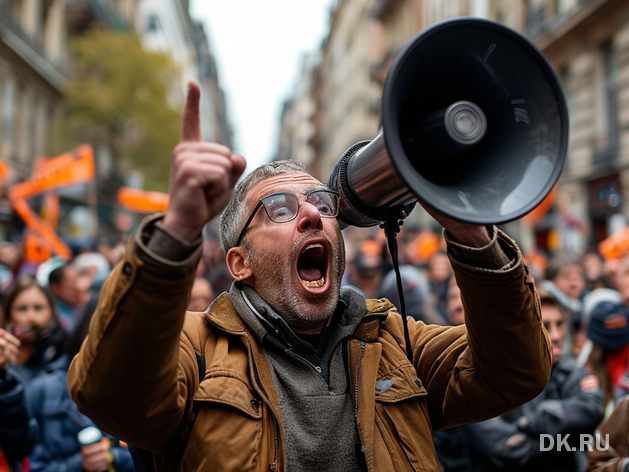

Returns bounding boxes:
[383,208,414,363]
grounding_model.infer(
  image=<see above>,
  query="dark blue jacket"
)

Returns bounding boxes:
[26,356,133,472]
[463,355,605,472]
[0,366,37,470]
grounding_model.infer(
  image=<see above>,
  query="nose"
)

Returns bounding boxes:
[24,308,39,324]
[296,200,323,232]
[548,324,561,343]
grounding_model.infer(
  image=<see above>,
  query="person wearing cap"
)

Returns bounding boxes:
[462,290,604,472]
[586,288,629,472]
[67,83,552,471]
[579,288,629,416]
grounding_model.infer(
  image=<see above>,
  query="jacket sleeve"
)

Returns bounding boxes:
[402,228,552,431]
[587,396,629,472]
[67,214,202,453]
[0,367,37,461]
[522,368,604,437]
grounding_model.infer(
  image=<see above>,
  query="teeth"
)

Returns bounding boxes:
[305,243,323,251]
[302,276,325,288]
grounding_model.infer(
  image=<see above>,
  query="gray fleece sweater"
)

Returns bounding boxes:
[231,283,368,471]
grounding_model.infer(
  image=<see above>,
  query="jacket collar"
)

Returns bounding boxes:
[203,285,393,342]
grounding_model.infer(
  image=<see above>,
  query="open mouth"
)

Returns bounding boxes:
[297,241,329,290]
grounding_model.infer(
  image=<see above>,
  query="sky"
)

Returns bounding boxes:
[190,0,335,174]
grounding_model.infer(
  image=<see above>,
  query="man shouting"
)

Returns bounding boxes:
[68,83,552,471]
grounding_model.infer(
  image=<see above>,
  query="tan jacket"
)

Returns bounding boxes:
[587,396,629,471]
[68,228,551,472]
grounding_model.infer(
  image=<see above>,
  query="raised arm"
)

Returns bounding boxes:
[398,225,553,430]
[67,82,245,453]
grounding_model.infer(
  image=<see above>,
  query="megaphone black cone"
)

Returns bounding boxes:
[382,17,568,224]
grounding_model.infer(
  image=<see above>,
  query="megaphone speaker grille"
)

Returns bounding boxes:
[381,18,568,224]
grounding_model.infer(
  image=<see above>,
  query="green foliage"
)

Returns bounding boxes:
[65,29,181,191]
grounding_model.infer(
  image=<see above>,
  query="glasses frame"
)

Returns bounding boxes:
[235,188,340,247]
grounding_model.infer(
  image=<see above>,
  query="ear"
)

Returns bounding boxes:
[226,247,253,281]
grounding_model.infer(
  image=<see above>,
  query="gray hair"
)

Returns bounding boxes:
[219,160,314,253]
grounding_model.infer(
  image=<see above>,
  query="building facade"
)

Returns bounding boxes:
[312,0,382,179]
[279,0,629,254]
[0,0,68,178]
[276,53,320,174]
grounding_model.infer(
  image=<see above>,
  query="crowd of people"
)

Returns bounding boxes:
[3,216,629,471]
[1,83,628,472]
[342,223,629,471]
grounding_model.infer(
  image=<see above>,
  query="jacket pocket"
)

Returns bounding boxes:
[178,372,265,472]
[374,364,434,471]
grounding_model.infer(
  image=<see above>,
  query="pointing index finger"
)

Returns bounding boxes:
[180,81,201,142]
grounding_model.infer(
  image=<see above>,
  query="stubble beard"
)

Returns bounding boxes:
[246,230,346,330]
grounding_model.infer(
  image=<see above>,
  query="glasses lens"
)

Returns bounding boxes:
[262,193,299,222]
[308,191,339,217]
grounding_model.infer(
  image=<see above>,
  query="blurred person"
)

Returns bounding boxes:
[96,237,125,269]
[37,257,89,332]
[68,83,551,471]
[26,299,133,472]
[193,225,234,296]
[432,271,468,471]
[73,252,112,298]
[542,251,587,357]
[462,290,604,471]
[541,251,585,316]
[0,326,37,472]
[578,289,629,417]
[187,277,214,312]
[428,250,453,320]
[345,239,387,298]
[582,250,612,292]
[612,258,629,308]
[379,265,446,325]
[446,276,465,326]
[0,241,22,289]
[1,277,68,383]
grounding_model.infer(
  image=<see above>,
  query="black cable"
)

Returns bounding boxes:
[382,208,414,363]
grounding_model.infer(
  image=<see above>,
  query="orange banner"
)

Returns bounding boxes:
[0,160,8,181]
[11,198,72,258]
[599,227,629,261]
[117,187,169,213]
[23,232,54,265]
[9,144,95,200]
[42,192,60,229]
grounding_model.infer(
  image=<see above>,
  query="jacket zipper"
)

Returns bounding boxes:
[353,341,366,417]
[270,420,280,471]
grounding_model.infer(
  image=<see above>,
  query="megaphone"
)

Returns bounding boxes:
[328,17,568,228]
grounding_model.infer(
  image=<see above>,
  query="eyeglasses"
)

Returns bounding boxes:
[236,188,340,246]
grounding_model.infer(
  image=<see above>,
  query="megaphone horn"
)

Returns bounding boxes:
[328,17,569,228]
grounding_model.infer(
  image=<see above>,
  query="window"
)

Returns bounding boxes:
[594,41,619,163]
[1,78,16,152]
[146,14,160,33]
